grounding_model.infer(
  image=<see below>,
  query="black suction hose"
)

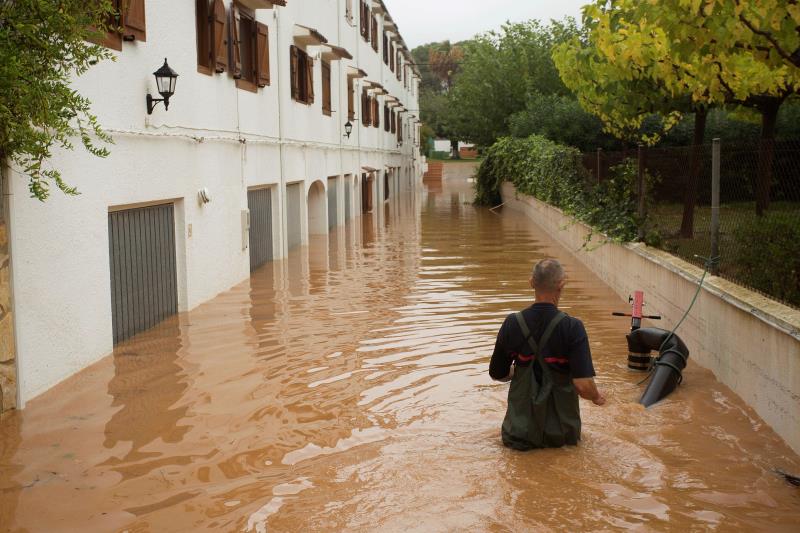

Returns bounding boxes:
[626,328,690,407]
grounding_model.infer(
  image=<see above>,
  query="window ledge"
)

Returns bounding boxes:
[197,65,213,76]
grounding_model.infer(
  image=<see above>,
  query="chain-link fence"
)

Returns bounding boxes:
[581,139,800,309]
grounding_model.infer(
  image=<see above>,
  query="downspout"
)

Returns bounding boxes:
[275,7,287,258]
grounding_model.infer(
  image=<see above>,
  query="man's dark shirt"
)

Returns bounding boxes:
[489,302,595,382]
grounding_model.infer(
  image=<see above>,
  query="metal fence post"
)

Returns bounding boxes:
[710,138,721,275]
[637,144,646,241]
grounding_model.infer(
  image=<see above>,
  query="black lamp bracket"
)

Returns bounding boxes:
[146,94,170,115]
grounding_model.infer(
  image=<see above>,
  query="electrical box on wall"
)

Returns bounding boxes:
[241,209,250,251]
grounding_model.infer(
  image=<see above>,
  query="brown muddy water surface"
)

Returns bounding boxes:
[2,168,799,532]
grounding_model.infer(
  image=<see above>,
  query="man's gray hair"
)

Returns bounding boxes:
[532,259,565,291]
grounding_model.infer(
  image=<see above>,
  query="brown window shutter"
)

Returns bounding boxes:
[94,0,122,50]
[373,98,380,129]
[348,79,355,121]
[255,22,270,87]
[360,2,368,40]
[371,17,378,51]
[383,34,388,64]
[322,62,331,115]
[384,104,389,132]
[361,90,369,125]
[211,0,228,73]
[290,45,299,100]
[121,0,146,42]
[391,110,396,134]
[229,6,242,79]
[390,44,394,71]
[306,56,314,104]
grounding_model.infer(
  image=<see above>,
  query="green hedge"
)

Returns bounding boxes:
[475,135,642,241]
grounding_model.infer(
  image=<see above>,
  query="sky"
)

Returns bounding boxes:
[382,0,588,49]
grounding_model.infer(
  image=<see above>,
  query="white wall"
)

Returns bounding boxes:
[7,0,421,406]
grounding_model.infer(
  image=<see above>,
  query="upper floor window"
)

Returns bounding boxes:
[321,61,332,116]
[347,77,356,121]
[361,88,372,126]
[95,0,147,51]
[345,0,354,24]
[383,33,389,64]
[384,104,390,133]
[371,16,378,52]
[290,45,314,104]
[230,4,270,91]
[389,43,395,72]
[360,1,370,42]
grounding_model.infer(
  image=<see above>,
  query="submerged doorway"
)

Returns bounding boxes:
[108,203,178,344]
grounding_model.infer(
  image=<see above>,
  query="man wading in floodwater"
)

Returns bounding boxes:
[489,258,606,449]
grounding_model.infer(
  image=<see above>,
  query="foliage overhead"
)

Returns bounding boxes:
[0,0,115,201]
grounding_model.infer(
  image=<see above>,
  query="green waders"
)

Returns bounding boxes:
[501,311,582,450]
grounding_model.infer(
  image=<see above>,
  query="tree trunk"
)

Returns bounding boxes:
[755,98,781,216]
[679,108,708,238]
[450,139,460,159]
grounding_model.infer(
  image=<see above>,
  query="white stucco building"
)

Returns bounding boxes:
[2,0,422,408]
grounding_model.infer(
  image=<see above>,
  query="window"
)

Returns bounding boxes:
[397,112,402,142]
[361,88,371,126]
[396,52,402,81]
[196,0,212,73]
[348,77,356,121]
[291,45,314,104]
[390,43,395,72]
[346,0,353,23]
[383,33,389,64]
[372,97,380,129]
[360,1,370,42]
[322,61,332,116]
[230,5,269,91]
[95,0,147,51]
[391,110,396,134]
[371,16,378,52]
[384,104,390,132]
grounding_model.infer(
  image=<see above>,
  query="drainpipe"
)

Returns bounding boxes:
[275,7,288,259]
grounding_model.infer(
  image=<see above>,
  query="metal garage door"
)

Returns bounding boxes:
[248,187,273,271]
[344,176,352,221]
[327,177,338,230]
[108,203,178,344]
[286,182,302,250]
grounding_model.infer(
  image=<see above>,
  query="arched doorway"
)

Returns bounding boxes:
[307,180,328,236]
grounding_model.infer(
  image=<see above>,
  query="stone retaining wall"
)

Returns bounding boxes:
[501,183,800,454]
[0,197,15,413]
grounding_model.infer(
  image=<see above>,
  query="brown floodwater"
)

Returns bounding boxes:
[2,167,799,532]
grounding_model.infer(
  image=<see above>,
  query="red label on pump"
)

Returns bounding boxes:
[632,290,644,319]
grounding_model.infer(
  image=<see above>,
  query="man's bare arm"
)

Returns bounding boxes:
[573,377,606,405]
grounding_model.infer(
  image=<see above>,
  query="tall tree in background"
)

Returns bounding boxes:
[428,43,464,92]
[447,20,581,148]
[0,0,115,201]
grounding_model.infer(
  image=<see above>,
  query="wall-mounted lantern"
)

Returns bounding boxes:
[146,58,179,115]
[344,120,353,138]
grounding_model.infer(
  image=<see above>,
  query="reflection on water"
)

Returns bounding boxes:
[1,167,799,532]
